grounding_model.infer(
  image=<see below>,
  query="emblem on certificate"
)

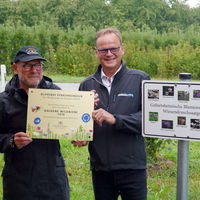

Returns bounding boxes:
[26,89,94,140]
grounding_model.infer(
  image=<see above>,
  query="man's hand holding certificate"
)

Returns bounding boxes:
[26,89,94,140]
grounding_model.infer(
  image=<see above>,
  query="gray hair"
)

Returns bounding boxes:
[95,28,122,46]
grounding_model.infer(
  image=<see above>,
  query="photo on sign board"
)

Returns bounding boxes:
[178,91,189,101]
[149,112,158,121]
[162,120,173,129]
[163,86,174,96]
[193,90,200,98]
[190,119,200,129]
[177,116,186,126]
[148,89,159,99]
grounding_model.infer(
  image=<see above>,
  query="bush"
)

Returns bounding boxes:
[146,138,171,162]
[1,24,200,79]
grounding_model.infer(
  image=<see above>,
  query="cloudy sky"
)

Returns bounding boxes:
[186,0,200,7]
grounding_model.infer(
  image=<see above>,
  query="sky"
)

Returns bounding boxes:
[186,0,200,7]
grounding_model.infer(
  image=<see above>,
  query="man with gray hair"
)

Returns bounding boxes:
[76,28,150,199]
[0,46,70,200]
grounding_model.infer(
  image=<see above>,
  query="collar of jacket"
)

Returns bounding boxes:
[93,60,127,83]
[5,75,54,91]
[4,74,54,105]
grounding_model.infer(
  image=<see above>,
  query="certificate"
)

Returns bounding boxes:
[26,89,94,140]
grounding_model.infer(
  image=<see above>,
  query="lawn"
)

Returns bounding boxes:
[0,140,199,199]
[0,74,85,83]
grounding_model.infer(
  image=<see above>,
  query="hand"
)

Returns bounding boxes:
[71,140,88,147]
[91,90,99,109]
[14,132,33,149]
[92,108,116,127]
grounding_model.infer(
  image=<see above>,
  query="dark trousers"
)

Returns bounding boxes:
[92,169,147,200]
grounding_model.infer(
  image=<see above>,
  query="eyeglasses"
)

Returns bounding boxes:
[96,46,121,56]
[22,62,43,71]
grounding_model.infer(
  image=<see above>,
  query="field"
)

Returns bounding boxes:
[65,140,200,200]
[0,140,199,199]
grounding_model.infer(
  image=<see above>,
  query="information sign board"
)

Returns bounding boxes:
[142,80,200,141]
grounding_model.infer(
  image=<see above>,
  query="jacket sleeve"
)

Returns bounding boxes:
[113,74,150,135]
[0,133,15,153]
[0,101,16,153]
[113,112,142,135]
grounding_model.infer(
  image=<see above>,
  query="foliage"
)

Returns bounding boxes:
[145,138,171,162]
[0,0,200,32]
[1,24,200,79]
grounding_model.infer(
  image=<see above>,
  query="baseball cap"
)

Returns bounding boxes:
[14,46,47,63]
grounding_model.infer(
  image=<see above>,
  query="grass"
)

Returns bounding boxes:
[43,73,86,83]
[60,140,94,199]
[147,140,200,200]
[1,140,199,199]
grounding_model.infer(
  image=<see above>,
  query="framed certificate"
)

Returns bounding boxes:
[26,89,94,140]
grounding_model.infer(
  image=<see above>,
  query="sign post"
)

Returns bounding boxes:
[1,64,6,92]
[176,73,191,200]
[142,73,200,199]
[177,140,189,200]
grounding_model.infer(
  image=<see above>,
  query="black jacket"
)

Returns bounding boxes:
[0,75,69,200]
[79,61,150,171]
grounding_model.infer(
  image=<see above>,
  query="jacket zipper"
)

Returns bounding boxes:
[91,76,112,170]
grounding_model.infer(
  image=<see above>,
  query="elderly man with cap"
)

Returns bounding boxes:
[0,46,70,200]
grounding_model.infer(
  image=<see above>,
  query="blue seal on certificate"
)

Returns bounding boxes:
[82,113,91,123]
[34,117,41,125]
